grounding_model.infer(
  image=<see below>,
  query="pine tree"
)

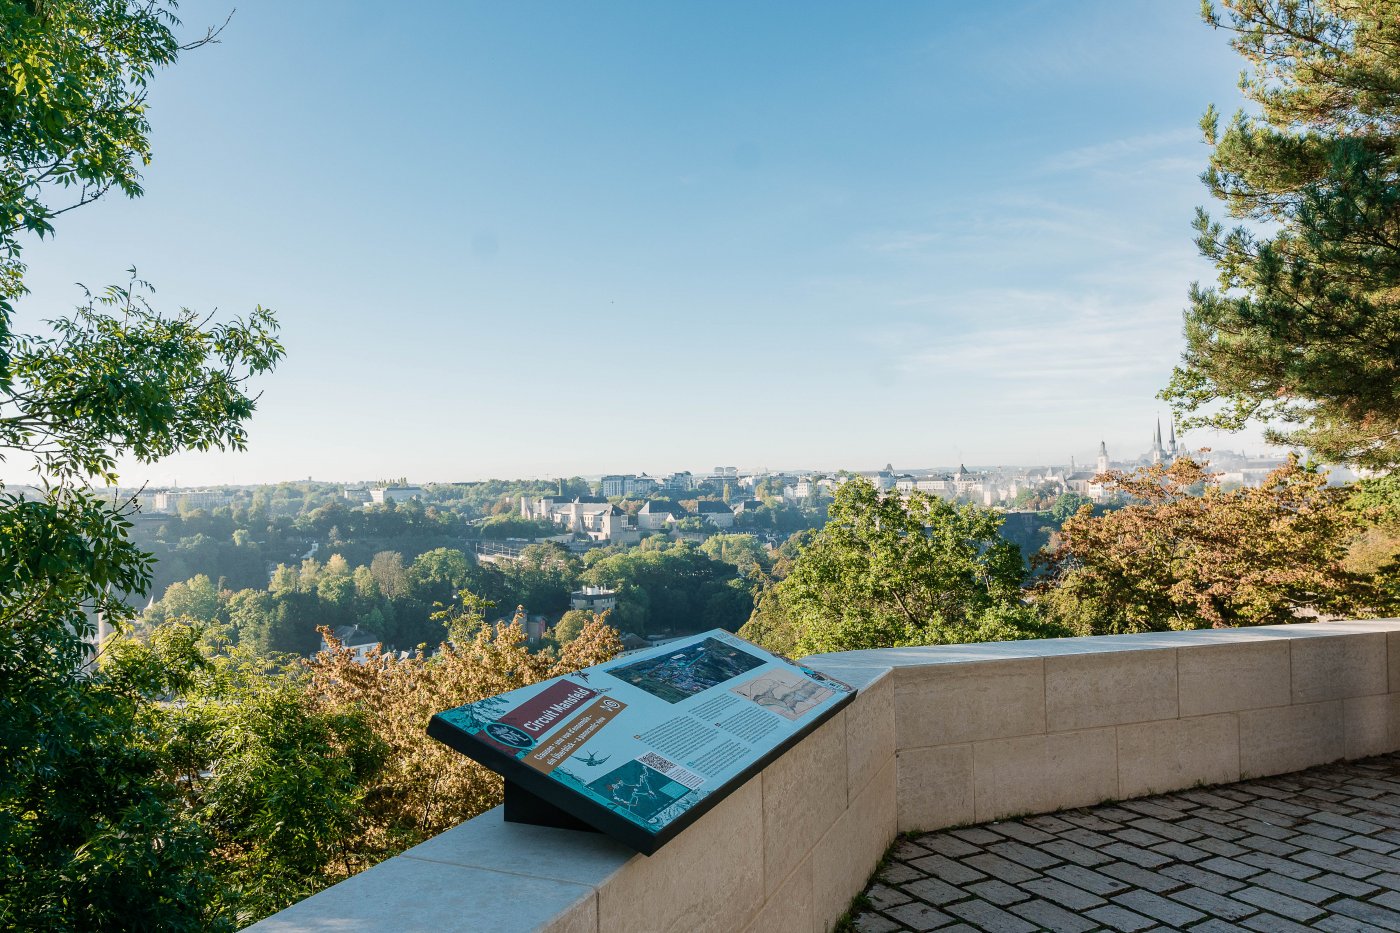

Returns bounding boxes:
[1163,0,1400,468]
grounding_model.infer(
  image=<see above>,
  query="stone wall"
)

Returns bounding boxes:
[246,619,1400,933]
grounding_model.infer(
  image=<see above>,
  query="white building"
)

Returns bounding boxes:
[371,485,423,504]
[570,585,618,614]
[637,500,684,531]
[695,500,736,528]
[521,495,639,545]
[151,489,233,513]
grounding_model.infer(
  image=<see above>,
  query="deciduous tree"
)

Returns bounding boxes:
[1038,456,1387,633]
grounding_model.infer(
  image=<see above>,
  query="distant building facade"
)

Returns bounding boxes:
[371,485,423,504]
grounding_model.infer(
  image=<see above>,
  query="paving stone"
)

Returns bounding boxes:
[1343,832,1397,853]
[1062,812,1124,832]
[1293,849,1382,879]
[902,876,966,907]
[989,821,1055,845]
[1041,838,1111,866]
[1160,862,1247,894]
[1237,834,1303,857]
[962,852,1040,884]
[1314,915,1394,933]
[1311,810,1386,835]
[852,912,903,933]
[1231,885,1326,922]
[1180,816,1248,840]
[1150,840,1211,862]
[1178,790,1245,810]
[1099,861,1185,893]
[1062,826,1116,848]
[964,879,1031,906]
[1114,827,1168,847]
[907,853,986,885]
[1113,889,1207,926]
[1169,885,1258,920]
[858,754,1400,933]
[1022,814,1076,833]
[1287,831,1353,855]
[914,834,981,858]
[1237,851,1323,880]
[1240,913,1317,933]
[1130,816,1202,843]
[867,883,913,911]
[878,861,925,884]
[1297,820,1352,841]
[1021,876,1107,910]
[1232,818,1298,841]
[986,840,1062,870]
[950,826,1003,846]
[1196,855,1264,879]
[1191,919,1251,933]
[1193,836,1251,858]
[1046,862,1134,896]
[1328,897,1400,931]
[1250,871,1338,905]
[1007,898,1098,933]
[1253,798,1315,818]
[944,898,1037,932]
[883,901,952,931]
[1309,871,1380,897]
[891,838,933,860]
[1118,799,1185,820]
[1085,904,1156,931]
[1337,847,1400,875]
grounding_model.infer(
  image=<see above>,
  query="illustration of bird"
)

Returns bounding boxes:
[580,751,611,767]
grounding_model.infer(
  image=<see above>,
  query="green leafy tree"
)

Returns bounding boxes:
[1049,491,1091,524]
[552,608,595,644]
[757,479,1051,656]
[1163,0,1400,468]
[126,627,386,923]
[0,5,282,929]
[146,573,223,624]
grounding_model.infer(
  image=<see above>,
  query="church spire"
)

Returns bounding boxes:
[1168,417,1177,456]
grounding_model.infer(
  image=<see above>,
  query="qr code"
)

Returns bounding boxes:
[638,752,674,772]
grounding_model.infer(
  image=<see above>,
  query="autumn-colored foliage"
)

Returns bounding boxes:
[1037,455,1388,633]
[304,612,622,853]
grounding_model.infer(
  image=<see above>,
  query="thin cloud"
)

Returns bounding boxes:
[1037,129,1199,175]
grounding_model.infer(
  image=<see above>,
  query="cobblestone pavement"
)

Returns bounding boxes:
[851,753,1400,933]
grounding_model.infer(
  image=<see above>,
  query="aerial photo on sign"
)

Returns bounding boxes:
[427,629,854,853]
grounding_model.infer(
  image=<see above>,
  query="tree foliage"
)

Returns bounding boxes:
[0,4,283,930]
[1164,0,1400,467]
[305,617,621,846]
[748,479,1055,656]
[1038,455,1388,633]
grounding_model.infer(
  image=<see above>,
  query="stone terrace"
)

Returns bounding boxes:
[851,753,1400,933]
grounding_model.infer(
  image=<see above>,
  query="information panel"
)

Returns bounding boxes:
[427,629,854,854]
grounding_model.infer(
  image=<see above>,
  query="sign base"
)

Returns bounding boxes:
[503,779,600,834]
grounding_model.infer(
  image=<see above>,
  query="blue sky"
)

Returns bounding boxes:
[14,0,1257,484]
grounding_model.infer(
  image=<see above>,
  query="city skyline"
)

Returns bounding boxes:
[7,1,1262,486]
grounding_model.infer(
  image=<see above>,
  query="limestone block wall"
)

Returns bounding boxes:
[246,620,1400,933]
[810,619,1400,837]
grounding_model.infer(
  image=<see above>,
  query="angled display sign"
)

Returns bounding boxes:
[428,629,854,854]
